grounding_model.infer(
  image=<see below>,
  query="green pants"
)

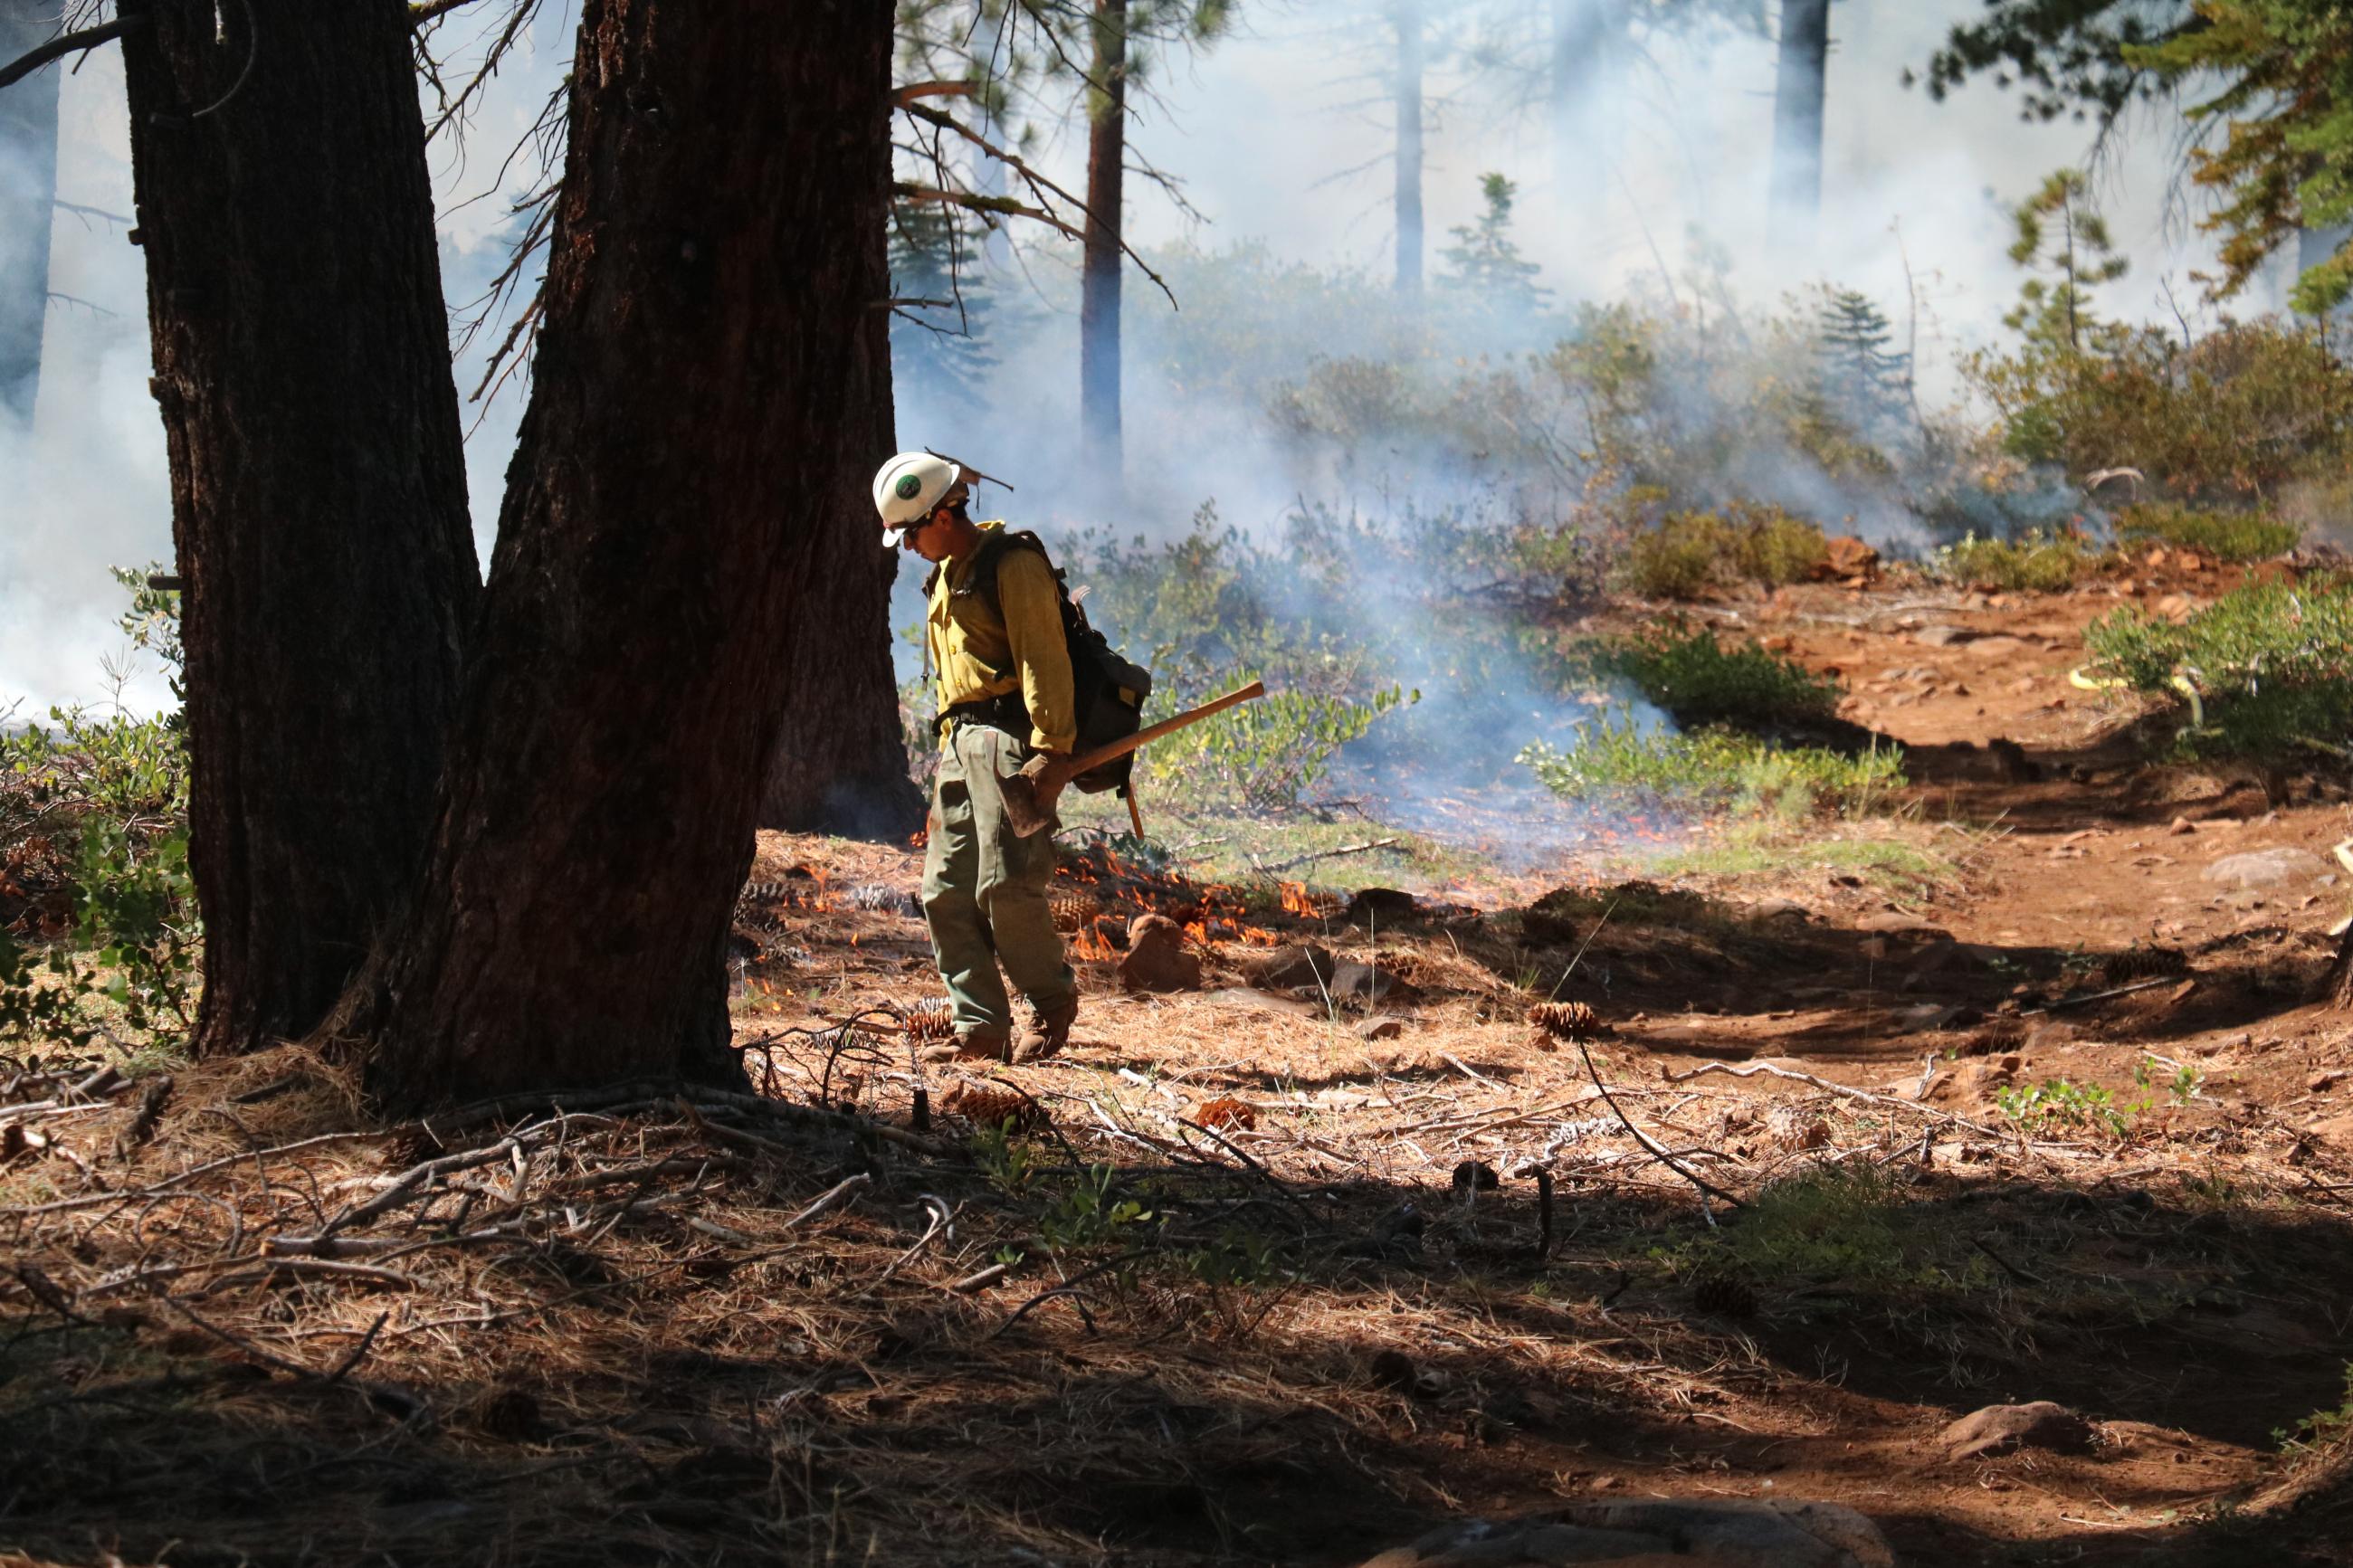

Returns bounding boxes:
[921,723,1077,1035]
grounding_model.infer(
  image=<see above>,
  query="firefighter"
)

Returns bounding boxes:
[876,451,1080,1062]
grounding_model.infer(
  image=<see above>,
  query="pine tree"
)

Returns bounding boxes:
[888,199,995,409]
[2002,168,2130,355]
[1814,286,1911,436]
[1438,172,1551,309]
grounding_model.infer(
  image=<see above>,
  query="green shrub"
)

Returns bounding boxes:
[1968,318,2353,502]
[1146,679,1414,813]
[2083,578,2353,759]
[1599,625,1842,726]
[1,566,198,1050]
[1519,713,1902,817]
[1929,529,2104,592]
[1618,503,1830,600]
[2113,502,2301,563]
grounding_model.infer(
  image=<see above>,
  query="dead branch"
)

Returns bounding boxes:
[1577,1039,1745,1210]
[1661,1061,2003,1137]
[781,1172,872,1231]
[0,14,144,94]
[1250,838,1403,877]
[894,80,976,105]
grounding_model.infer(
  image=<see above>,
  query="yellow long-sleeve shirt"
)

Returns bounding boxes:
[928,521,1077,754]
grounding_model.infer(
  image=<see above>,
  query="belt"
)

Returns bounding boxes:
[938,689,1029,738]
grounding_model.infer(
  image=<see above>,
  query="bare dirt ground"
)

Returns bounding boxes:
[7,565,2353,1566]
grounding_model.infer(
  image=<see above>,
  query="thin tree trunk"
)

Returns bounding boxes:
[117,0,477,1058]
[2327,926,2353,1011]
[1394,0,1424,299]
[1079,0,1126,478]
[1769,0,1830,252]
[1549,0,1616,239]
[975,5,1013,276]
[0,0,61,423]
[359,0,896,1107]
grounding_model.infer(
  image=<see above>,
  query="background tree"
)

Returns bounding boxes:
[1813,284,1911,438]
[0,0,60,423]
[1438,170,1551,309]
[1395,0,1428,299]
[1082,0,1131,471]
[891,200,998,409]
[2002,167,2131,354]
[359,0,899,1106]
[108,0,479,1059]
[1769,0,1831,251]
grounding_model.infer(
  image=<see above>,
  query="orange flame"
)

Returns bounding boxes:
[1279,880,1318,917]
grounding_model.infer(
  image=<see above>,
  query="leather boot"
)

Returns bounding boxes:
[919,1025,1009,1064]
[1013,994,1078,1062]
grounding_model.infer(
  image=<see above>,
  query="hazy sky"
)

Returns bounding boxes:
[0,1,2262,714]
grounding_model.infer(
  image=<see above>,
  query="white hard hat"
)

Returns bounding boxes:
[872,451,966,535]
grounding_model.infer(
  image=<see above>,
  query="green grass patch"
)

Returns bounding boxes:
[2083,577,2353,761]
[1616,502,1829,601]
[1653,1165,1992,1295]
[2114,502,2301,563]
[1650,828,1948,895]
[1596,624,1842,726]
[1929,529,2107,592]
[1520,713,1904,818]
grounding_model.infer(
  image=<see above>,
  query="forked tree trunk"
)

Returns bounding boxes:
[0,0,62,423]
[1769,0,1830,252]
[359,0,896,1107]
[118,0,478,1057]
[1079,0,1127,477]
[1394,0,1424,299]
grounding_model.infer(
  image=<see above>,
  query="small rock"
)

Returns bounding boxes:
[1964,634,2026,658]
[1939,1402,2098,1461]
[1118,914,1202,993]
[1250,943,1336,991]
[1329,961,1417,1007]
[2169,816,2197,835]
[2202,847,2330,890]
[1913,624,1971,647]
[1358,1016,1405,1041]
[2311,1069,2346,1095]
[1748,896,1812,922]
[1347,887,1424,924]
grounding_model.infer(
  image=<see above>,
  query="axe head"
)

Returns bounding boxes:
[1000,755,1068,839]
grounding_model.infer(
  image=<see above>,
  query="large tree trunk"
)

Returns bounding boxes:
[755,352,920,837]
[1394,0,1424,299]
[358,0,895,1107]
[1079,0,1127,478]
[1769,0,1830,252]
[2326,926,2353,1011]
[118,0,478,1058]
[0,0,61,423]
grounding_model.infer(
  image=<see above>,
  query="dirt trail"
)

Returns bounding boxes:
[719,567,2353,1564]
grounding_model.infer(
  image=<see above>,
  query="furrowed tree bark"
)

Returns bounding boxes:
[1769,0,1830,252]
[2327,926,2353,1011]
[755,326,919,838]
[358,0,895,1107]
[1079,0,1127,478]
[0,0,61,423]
[118,0,477,1057]
[1393,0,1424,299]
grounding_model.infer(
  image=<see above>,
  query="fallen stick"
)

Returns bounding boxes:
[1251,837,1403,877]
[1577,1038,1744,1210]
[2023,976,2180,1015]
[1661,1061,2003,1137]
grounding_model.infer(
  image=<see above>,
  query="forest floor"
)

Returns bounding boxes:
[9,564,2353,1565]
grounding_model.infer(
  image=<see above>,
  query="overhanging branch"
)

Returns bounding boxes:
[0,14,148,94]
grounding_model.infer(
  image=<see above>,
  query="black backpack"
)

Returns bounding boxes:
[939,530,1153,796]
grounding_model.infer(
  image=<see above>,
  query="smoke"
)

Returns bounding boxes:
[2,0,2278,742]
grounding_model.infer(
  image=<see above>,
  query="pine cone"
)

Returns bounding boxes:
[900,999,957,1047]
[1527,1000,1604,1041]
[1693,1275,1758,1319]
[1192,1095,1258,1132]
[940,1082,1046,1131]
[2104,946,2188,984]
[1047,885,1104,933]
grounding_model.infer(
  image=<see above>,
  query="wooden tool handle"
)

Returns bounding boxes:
[1053,679,1267,779]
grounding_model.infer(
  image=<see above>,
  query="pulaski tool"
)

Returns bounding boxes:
[1000,679,1267,838]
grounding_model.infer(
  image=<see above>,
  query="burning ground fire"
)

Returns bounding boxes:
[1052,840,1287,959]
